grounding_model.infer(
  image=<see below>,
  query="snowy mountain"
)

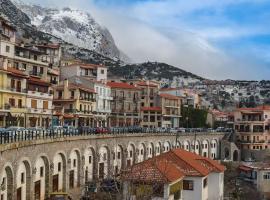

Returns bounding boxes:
[12,1,127,60]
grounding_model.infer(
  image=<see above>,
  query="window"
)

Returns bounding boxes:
[129,151,133,157]
[101,69,105,74]
[73,159,76,167]
[203,178,208,188]
[117,152,121,159]
[58,162,61,172]
[103,153,107,161]
[18,99,22,108]
[58,91,62,98]
[89,156,92,164]
[71,91,75,98]
[183,180,194,190]
[40,67,43,74]
[5,45,10,53]
[43,101,48,109]
[263,172,270,180]
[11,79,15,89]
[40,166,44,177]
[31,99,37,109]
[9,98,15,107]
[21,172,25,184]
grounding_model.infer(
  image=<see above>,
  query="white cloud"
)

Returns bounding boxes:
[19,0,270,80]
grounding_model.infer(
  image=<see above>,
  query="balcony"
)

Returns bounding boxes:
[64,109,77,113]
[1,87,27,94]
[28,90,53,98]
[30,71,43,77]
[27,107,52,114]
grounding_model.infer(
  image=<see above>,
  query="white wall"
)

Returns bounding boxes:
[33,157,46,200]
[182,176,208,200]
[97,67,107,82]
[69,151,79,188]
[16,162,28,200]
[84,149,94,182]
[53,154,64,191]
[0,169,8,200]
[98,146,109,178]
[208,172,224,200]
[138,143,145,163]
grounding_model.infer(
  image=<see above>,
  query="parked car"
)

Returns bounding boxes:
[170,128,178,133]
[95,127,109,134]
[63,125,78,135]
[49,126,64,135]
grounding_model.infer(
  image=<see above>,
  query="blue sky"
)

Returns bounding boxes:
[21,0,270,80]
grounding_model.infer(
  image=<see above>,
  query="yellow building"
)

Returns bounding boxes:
[0,57,28,127]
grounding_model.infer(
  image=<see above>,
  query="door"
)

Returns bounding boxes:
[34,180,41,200]
[52,174,59,192]
[99,163,104,179]
[69,170,74,189]
[17,187,22,200]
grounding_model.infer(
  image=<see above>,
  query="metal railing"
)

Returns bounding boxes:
[0,127,224,145]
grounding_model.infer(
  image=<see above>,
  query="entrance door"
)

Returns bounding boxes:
[17,187,22,200]
[127,159,131,167]
[52,174,59,192]
[99,163,104,179]
[34,180,41,200]
[69,170,74,189]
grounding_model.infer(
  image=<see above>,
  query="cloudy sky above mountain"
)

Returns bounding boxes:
[20,0,270,80]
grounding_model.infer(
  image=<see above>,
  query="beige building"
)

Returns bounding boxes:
[159,93,181,128]
[107,82,140,127]
[234,106,270,151]
[53,79,96,127]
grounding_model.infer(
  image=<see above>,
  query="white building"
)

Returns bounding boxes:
[94,81,112,127]
[122,148,225,200]
[60,63,107,83]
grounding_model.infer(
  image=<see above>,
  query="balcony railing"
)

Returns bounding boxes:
[30,71,42,77]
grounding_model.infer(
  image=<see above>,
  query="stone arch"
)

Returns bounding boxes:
[112,144,124,175]
[98,145,110,179]
[52,151,67,192]
[224,147,230,159]
[163,141,171,152]
[233,150,239,161]
[138,143,146,163]
[201,139,210,157]
[69,148,81,189]
[176,141,181,149]
[127,143,136,167]
[147,142,155,158]
[16,158,31,200]
[183,140,190,151]
[33,154,50,200]
[84,146,96,182]
[192,140,201,155]
[0,163,14,200]
[155,142,162,156]
[210,139,218,159]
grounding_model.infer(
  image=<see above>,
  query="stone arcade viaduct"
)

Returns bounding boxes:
[0,132,225,200]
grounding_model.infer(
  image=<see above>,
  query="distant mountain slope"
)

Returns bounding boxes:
[13,1,127,60]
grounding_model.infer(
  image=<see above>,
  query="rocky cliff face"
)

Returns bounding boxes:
[13,1,125,60]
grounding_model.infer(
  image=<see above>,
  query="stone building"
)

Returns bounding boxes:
[107,81,140,127]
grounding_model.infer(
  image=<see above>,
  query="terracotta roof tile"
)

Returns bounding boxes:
[107,82,140,90]
[159,93,180,100]
[122,149,225,183]
[7,67,28,77]
[141,106,162,111]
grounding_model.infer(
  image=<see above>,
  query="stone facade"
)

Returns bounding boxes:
[0,132,224,200]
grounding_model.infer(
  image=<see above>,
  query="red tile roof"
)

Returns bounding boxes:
[7,67,28,78]
[28,77,51,86]
[66,63,106,69]
[159,93,180,100]
[107,82,140,90]
[54,83,95,93]
[122,149,225,184]
[141,106,162,111]
[136,81,158,87]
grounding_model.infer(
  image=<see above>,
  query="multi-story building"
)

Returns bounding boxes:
[94,81,112,127]
[107,82,140,127]
[0,16,28,127]
[159,93,181,128]
[26,77,53,128]
[53,79,96,127]
[234,106,270,156]
[60,63,107,82]
[0,58,28,127]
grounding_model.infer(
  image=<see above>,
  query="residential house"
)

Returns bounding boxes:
[122,149,225,200]
[239,162,270,199]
